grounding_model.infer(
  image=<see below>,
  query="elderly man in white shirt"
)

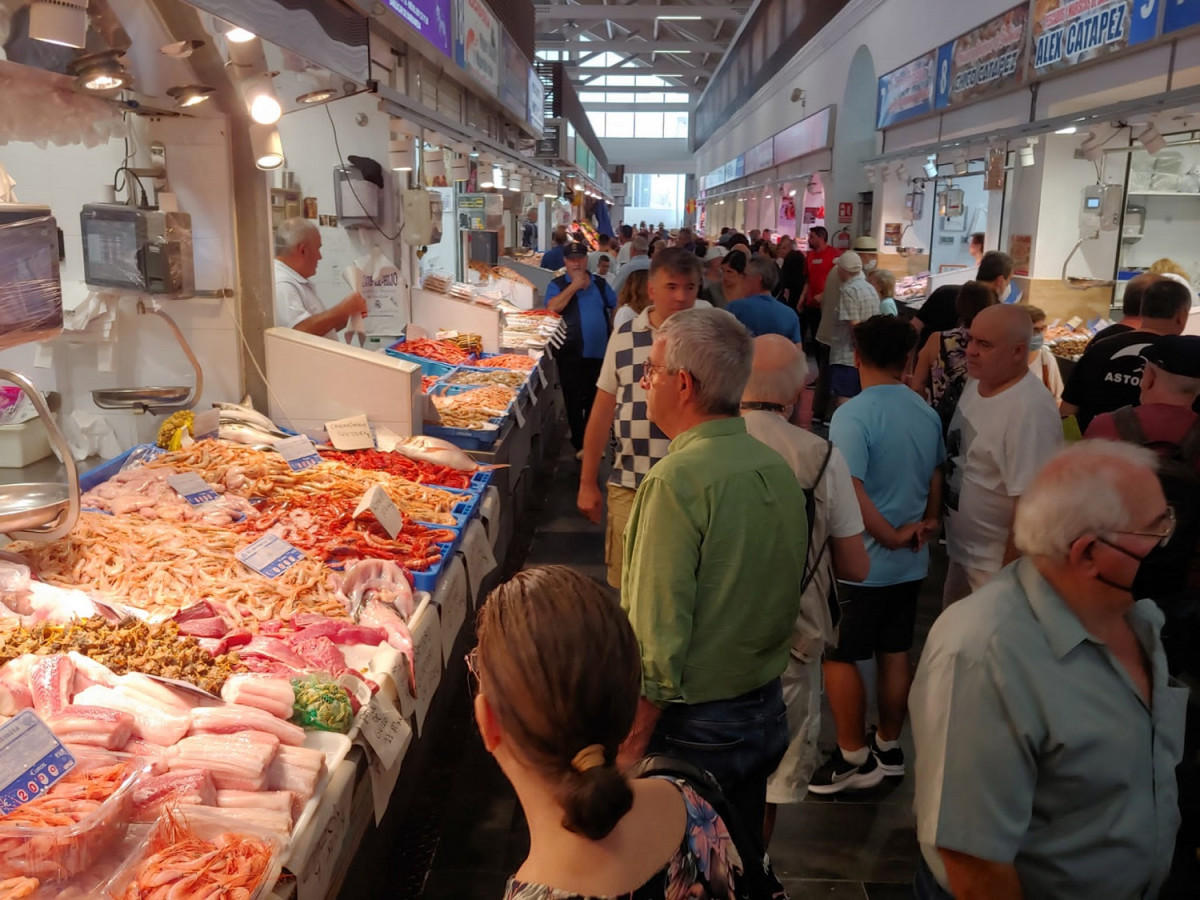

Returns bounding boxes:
[273,218,367,339]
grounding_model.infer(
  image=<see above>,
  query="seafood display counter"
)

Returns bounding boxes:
[0,334,566,900]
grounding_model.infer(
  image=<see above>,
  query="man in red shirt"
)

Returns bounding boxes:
[797,227,840,404]
[1086,335,1200,466]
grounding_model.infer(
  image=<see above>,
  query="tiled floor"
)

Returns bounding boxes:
[412,429,948,899]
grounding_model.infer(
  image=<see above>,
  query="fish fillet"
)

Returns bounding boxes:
[29,654,74,716]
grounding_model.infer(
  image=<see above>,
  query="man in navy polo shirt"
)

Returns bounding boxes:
[726,256,802,343]
[546,242,617,455]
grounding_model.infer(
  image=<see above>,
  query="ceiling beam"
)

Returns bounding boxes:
[569,64,714,77]
[537,39,726,52]
[580,103,691,112]
[572,82,702,93]
[536,5,747,21]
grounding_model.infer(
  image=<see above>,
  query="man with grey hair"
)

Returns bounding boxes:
[274,218,367,339]
[612,236,651,293]
[618,307,809,841]
[726,256,802,342]
[943,303,1063,605]
[827,250,881,405]
[910,440,1186,900]
[741,335,869,840]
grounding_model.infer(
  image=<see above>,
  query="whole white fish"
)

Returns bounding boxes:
[219,421,284,448]
[395,435,480,471]
[213,401,280,434]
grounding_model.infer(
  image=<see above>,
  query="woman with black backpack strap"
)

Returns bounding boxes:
[470,566,786,899]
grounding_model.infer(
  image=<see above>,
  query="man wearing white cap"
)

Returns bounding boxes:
[815,236,878,422]
[701,244,729,308]
[827,251,881,406]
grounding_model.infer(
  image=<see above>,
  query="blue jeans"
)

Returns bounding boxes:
[649,678,787,838]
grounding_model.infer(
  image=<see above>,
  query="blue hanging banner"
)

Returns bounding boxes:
[1031,0,1160,76]
[1164,0,1200,33]
[877,50,938,129]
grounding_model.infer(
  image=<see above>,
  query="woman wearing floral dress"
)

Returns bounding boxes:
[470,566,782,900]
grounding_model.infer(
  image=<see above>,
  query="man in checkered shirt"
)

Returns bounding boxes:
[577,247,705,588]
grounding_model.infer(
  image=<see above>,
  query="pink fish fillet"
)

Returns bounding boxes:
[67,651,119,693]
[292,618,389,647]
[72,684,191,745]
[46,705,134,751]
[166,732,280,791]
[268,744,326,816]
[0,656,34,711]
[220,675,295,720]
[284,634,351,676]
[29,654,75,716]
[190,704,305,746]
[215,789,295,817]
[131,768,217,821]
[240,636,311,669]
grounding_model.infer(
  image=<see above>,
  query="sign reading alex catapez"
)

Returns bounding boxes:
[935,4,1028,108]
[1031,0,1160,74]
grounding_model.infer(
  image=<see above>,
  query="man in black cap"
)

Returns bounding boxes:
[1085,334,1200,468]
[1061,279,1192,431]
[545,242,618,457]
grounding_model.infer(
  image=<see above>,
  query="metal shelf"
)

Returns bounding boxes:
[1125,191,1200,197]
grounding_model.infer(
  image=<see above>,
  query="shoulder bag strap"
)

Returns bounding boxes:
[800,441,836,595]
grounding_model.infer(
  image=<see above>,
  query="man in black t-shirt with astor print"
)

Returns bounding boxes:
[1060,279,1191,431]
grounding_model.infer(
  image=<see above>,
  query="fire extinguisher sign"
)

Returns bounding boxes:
[837,202,854,224]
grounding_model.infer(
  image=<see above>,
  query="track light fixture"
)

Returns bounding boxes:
[29,0,88,49]
[1136,123,1165,155]
[250,124,284,170]
[923,156,938,179]
[167,85,215,108]
[241,75,281,124]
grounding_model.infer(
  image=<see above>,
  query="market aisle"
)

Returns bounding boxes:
[410,442,941,900]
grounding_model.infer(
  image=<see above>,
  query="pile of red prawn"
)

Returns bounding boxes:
[236,496,455,572]
[473,354,538,371]
[320,449,473,490]
[389,338,471,364]
[118,810,275,900]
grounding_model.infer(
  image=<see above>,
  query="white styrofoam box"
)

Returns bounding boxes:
[0,419,52,467]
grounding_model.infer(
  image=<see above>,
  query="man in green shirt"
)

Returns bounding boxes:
[618,307,809,841]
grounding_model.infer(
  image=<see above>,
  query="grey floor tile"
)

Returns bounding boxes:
[769,801,919,884]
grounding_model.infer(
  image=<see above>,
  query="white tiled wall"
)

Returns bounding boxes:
[0,113,245,458]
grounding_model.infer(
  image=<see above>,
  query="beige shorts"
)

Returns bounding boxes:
[942,559,995,608]
[604,483,637,589]
[765,654,823,804]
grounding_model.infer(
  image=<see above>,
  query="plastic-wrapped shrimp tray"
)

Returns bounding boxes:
[0,750,150,884]
[78,444,165,493]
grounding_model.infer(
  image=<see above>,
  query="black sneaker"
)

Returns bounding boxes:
[868,728,905,777]
[807,747,885,795]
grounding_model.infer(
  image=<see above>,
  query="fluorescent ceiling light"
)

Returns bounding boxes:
[655,50,691,53]
[29,0,88,49]
[657,15,702,20]
[1054,126,1077,134]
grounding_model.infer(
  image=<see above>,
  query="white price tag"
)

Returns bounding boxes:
[461,519,498,601]
[293,761,353,900]
[353,484,403,539]
[513,402,526,429]
[538,365,548,389]
[236,534,304,578]
[0,711,76,814]
[167,473,220,506]
[366,726,411,823]
[276,435,323,471]
[192,408,219,440]
[528,382,538,407]
[360,693,410,769]
[325,414,375,451]
[409,607,442,734]
[433,558,468,665]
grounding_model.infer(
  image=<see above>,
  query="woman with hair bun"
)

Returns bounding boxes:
[472,566,764,899]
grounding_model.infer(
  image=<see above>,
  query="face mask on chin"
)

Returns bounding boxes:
[863,257,877,272]
[1094,537,1153,597]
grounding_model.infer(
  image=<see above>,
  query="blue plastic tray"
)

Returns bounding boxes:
[468,469,493,494]
[413,485,480,558]
[423,423,504,451]
[440,365,531,406]
[383,345,458,377]
[409,538,458,592]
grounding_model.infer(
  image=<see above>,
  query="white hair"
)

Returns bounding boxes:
[1013,440,1159,560]
[276,218,319,255]
[657,307,753,415]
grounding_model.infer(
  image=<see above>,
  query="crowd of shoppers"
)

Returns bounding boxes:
[487,223,1197,899]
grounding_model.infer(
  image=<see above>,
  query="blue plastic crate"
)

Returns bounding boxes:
[440,365,530,406]
[468,469,493,494]
[409,539,457,593]
[383,344,458,378]
[414,485,480,557]
[423,423,504,451]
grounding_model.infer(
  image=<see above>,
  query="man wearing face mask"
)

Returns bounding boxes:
[910,440,1187,900]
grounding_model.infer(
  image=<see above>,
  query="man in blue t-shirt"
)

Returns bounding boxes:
[540,228,569,270]
[809,315,945,796]
[545,242,617,454]
[725,256,802,343]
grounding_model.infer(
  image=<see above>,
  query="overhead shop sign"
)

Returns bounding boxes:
[456,0,499,96]
[1031,0,1160,75]
[877,51,938,128]
[1165,0,1200,33]
[774,106,834,163]
[745,138,774,175]
[527,67,545,134]
[934,4,1028,108]
[384,0,452,58]
[499,30,528,121]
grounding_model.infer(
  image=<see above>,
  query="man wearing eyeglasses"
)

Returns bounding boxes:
[617,307,809,844]
[910,440,1187,900]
